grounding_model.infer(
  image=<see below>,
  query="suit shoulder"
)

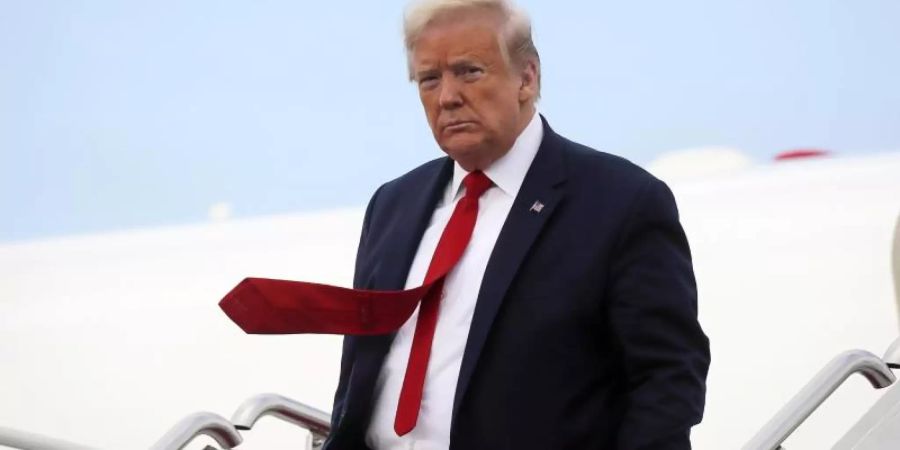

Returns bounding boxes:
[361,156,449,222]
[376,156,448,199]
[558,135,661,191]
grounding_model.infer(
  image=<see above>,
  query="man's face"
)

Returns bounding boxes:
[411,13,536,171]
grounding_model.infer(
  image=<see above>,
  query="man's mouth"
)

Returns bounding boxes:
[444,121,475,133]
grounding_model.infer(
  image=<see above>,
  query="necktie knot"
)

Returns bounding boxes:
[463,170,492,200]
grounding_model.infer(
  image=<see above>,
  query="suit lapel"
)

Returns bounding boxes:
[344,157,454,430]
[378,158,454,292]
[451,118,568,423]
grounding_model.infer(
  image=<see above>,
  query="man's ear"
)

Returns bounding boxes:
[518,59,539,103]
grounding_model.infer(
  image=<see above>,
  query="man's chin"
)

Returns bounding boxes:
[442,148,493,171]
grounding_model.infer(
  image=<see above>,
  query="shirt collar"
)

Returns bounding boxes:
[448,111,544,203]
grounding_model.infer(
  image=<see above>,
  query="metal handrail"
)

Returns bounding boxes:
[742,349,896,450]
[0,427,96,450]
[149,411,242,450]
[231,393,331,450]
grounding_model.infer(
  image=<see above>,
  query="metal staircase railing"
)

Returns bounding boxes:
[231,393,331,450]
[0,426,97,450]
[0,411,242,450]
[742,349,896,450]
[743,213,900,450]
[149,411,243,450]
[833,338,900,449]
[0,395,329,450]
[5,351,900,450]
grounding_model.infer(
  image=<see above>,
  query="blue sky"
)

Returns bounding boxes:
[2,0,899,242]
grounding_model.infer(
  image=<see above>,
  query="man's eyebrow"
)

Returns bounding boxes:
[414,68,440,79]
[448,59,482,69]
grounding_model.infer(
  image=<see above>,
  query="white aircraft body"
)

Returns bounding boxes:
[1,150,899,449]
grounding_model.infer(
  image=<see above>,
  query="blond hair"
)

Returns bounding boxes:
[403,0,541,96]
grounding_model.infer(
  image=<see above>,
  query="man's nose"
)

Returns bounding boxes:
[438,77,463,109]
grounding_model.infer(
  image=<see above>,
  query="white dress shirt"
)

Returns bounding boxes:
[365,112,544,450]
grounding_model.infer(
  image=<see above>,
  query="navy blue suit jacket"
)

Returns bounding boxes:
[324,117,710,449]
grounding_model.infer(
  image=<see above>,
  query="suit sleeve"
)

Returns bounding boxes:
[608,178,711,450]
[326,184,383,438]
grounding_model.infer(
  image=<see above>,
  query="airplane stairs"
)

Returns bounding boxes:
[2,339,900,449]
[0,393,331,450]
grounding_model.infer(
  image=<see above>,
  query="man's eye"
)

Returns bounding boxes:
[419,76,439,89]
[461,67,484,79]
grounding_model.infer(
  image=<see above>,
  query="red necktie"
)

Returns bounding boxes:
[218,171,493,432]
[393,171,492,435]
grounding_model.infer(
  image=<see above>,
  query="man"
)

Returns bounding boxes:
[325,0,710,448]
